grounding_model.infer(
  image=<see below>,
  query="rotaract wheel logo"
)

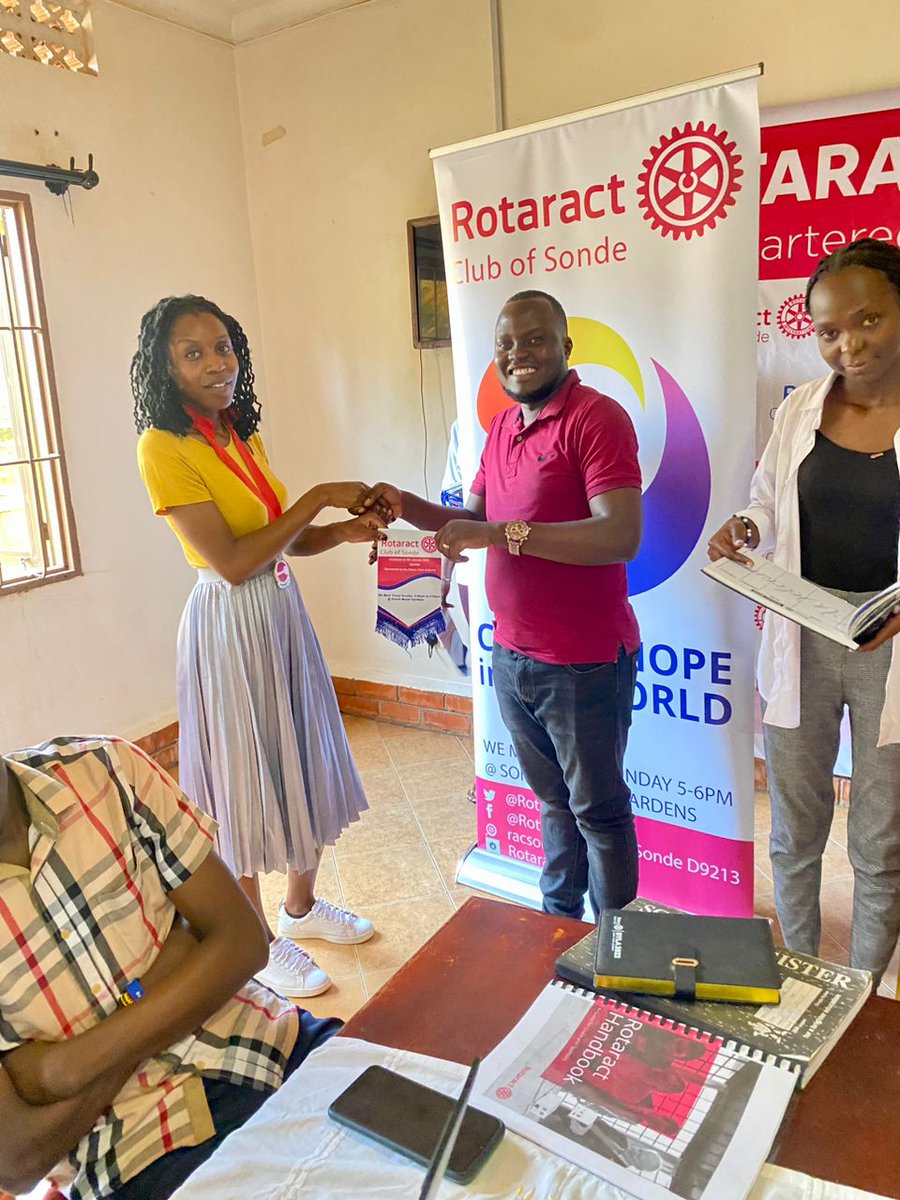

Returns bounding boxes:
[776,294,814,340]
[421,535,437,553]
[637,122,742,240]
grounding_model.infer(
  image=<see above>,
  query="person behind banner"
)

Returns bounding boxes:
[708,238,900,983]
[366,290,643,920]
[0,736,341,1200]
[431,419,471,676]
[134,295,384,1001]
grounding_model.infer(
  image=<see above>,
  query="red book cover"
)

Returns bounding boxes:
[543,997,719,1136]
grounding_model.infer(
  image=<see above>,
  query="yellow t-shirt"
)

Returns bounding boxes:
[137,428,289,569]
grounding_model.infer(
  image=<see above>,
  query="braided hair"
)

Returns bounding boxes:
[805,238,900,312]
[131,295,261,440]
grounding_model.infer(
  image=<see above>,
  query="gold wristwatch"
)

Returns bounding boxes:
[505,520,531,556]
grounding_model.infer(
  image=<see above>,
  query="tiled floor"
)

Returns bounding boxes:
[258,716,478,1021]
[257,715,898,1019]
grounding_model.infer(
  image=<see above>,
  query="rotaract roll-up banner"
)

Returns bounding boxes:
[755,89,900,773]
[432,72,761,917]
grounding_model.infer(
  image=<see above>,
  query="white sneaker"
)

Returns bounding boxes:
[254,937,331,998]
[278,898,375,945]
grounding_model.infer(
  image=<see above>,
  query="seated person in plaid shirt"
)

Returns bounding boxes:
[0,736,340,1200]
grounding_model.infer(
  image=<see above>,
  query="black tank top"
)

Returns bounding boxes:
[798,431,899,591]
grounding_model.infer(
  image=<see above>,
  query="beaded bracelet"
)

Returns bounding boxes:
[732,513,754,543]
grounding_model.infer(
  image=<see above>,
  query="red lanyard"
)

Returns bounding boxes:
[186,408,283,523]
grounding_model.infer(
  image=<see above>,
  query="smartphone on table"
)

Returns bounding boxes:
[327,1062,504,1185]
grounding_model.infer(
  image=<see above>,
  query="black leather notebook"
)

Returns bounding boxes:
[593,908,781,1003]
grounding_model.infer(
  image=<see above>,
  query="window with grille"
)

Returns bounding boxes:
[0,1,95,74]
[0,193,79,593]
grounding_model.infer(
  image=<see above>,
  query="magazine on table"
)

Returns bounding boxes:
[556,899,872,1088]
[472,979,796,1200]
[701,549,900,649]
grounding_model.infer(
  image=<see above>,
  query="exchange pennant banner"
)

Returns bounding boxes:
[433,73,761,916]
[376,533,446,649]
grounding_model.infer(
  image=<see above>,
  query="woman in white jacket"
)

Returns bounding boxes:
[708,238,900,983]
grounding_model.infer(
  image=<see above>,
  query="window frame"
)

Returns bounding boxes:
[0,189,80,596]
[407,215,451,350]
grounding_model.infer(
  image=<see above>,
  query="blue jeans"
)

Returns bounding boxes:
[492,643,639,920]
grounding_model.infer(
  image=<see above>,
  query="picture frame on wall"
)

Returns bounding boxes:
[407,215,450,348]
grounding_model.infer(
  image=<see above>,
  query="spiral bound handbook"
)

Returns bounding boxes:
[472,979,796,1200]
[553,981,802,1081]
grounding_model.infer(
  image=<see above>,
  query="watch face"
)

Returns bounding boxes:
[507,521,529,541]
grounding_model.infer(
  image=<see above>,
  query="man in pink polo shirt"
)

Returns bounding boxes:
[368,290,642,920]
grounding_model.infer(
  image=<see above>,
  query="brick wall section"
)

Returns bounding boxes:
[134,721,179,778]
[333,677,472,737]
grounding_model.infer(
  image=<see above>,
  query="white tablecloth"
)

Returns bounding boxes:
[170,1036,887,1200]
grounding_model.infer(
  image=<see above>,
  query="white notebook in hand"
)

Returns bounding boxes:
[702,550,900,649]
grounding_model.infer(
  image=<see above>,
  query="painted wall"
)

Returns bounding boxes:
[498,0,900,124]
[0,1,260,746]
[234,0,494,693]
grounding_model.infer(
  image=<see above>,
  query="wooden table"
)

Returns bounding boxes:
[344,896,899,1198]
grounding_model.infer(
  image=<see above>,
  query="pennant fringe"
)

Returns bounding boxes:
[376,606,447,649]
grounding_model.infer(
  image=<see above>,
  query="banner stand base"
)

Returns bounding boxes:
[455,845,594,923]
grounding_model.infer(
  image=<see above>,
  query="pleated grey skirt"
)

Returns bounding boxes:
[176,563,368,877]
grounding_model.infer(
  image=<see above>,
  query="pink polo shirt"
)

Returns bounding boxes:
[470,370,641,665]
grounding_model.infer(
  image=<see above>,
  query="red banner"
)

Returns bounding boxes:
[761,105,900,282]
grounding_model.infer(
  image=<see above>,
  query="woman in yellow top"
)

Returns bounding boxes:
[134,295,384,1000]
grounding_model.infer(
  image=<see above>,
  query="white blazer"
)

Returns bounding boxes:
[742,372,900,747]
